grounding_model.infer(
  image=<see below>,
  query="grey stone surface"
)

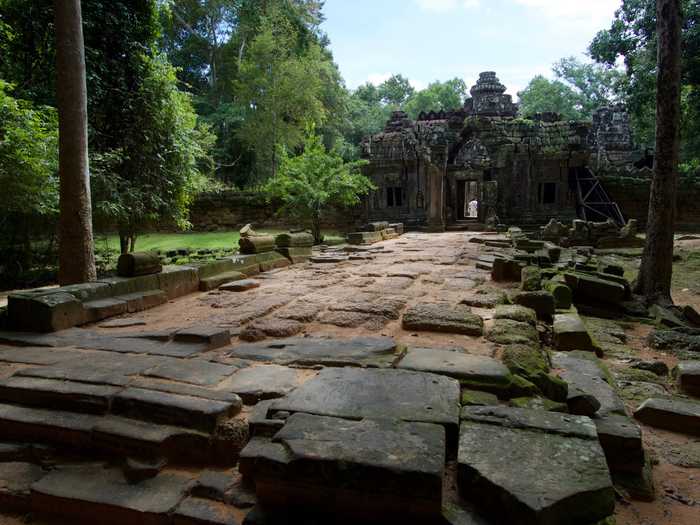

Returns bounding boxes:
[0,461,46,509]
[271,367,460,429]
[397,348,510,387]
[100,318,148,328]
[8,292,85,332]
[219,365,311,404]
[239,318,304,342]
[229,336,398,367]
[83,298,128,324]
[511,291,555,319]
[31,466,194,523]
[240,413,445,518]
[552,352,626,417]
[174,326,231,350]
[458,407,614,525]
[402,303,483,336]
[634,397,700,436]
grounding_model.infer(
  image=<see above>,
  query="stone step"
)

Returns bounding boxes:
[0,403,234,465]
[112,387,241,433]
[0,376,120,414]
[200,271,246,292]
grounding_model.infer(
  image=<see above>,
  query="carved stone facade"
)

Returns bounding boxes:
[361,72,638,229]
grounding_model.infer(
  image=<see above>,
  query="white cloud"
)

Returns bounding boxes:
[414,0,480,13]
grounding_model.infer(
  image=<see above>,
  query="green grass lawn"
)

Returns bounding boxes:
[95,229,345,253]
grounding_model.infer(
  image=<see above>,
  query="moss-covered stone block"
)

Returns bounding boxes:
[521,266,542,291]
[461,389,500,407]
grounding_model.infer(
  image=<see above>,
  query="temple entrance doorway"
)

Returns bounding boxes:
[457,180,480,220]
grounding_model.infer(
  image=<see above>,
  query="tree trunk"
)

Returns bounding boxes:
[311,211,322,245]
[55,0,96,285]
[633,0,682,305]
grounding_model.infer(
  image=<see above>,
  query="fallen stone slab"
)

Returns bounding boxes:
[31,466,194,525]
[563,272,627,305]
[674,361,700,397]
[460,289,508,309]
[274,232,314,247]
[200,272,247,292]
[634,397,700,436]
[552,352,626,417]
[229,336,398,368]
[0,346,78,365]
[100,318,148,328]
[253,252,291,273]
[402,303,483,336]
[158,266,199,300]
[247,400,285,438]
[458,406,614,525]
[552,313,598,354]
[501,345,567,402]
[271,367,460,430]
[239,413,445,520]
[346,231,382,245]
[491,257,525,282]
[396,348,511,389]
[239,235,275,255]
[218,365,311,404]
[276,246,312,264]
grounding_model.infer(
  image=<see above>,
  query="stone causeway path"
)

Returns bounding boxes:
[0,232,699,524]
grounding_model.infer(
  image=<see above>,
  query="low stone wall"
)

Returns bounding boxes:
[601,176,700,231]
[190,191,364,232]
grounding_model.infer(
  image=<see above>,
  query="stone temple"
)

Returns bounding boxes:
[361,71,636,231]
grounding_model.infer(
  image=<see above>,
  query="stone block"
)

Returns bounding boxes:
[544,278,573,310]
[99,274,160,297]
[276,246,312,264]
[240,413,445,520]
[158,266,199,299]
[634,397,700,435]
[200,272,246,292]
[486,319,539,346]
[520,266,542,291]
[563,272,626,305]
[347,231,382,245]
[174,326,231,350]
[511,291,555,319]
[239,235,275,255]
[274,232,314,247]
[493,304,537,325]
[458,407,614,525]
[360,221,390,232]
[389,222,405,235]
[491,257,525,282]
[674,361,700,396]
[117,290,168,313]
[594,414,645,475]
[0,462,46,512]
[220,279,260,292]
[8,292,85,332]
[552,313,597,353]
[82,298,128,324]
[117,251,162,277]
[253,252,290,272]
[173,497,239,525]
[402,303,484,336]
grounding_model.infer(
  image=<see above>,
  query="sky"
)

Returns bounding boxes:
[321,0,623,97]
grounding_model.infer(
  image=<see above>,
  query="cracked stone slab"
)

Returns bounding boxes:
[271,367,460,429]
[240,413,445,519]
[228,336,398,367]
[402,303,484,336]
[396,348,510,387]
[458,407,614,525]
[143,359,238,387]
[218,365,313,404]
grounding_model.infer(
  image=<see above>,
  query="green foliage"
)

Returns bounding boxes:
[264,126,374,242]
[0,80,58,216]
[235,11,329,182]
[405,78,467,119]
[91,54,215,249]
[378,74,415,107]
[590,0,700,158]
[517,75,586,120]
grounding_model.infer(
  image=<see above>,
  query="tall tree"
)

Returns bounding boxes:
[634,0,683,304]
[54,0,96,284]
